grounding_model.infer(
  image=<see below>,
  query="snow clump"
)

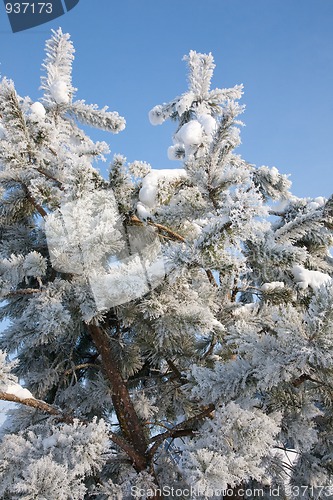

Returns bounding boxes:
[138,168,187,210]
[148,105,166,125]
[307,197,326,211]
[261,282,285,292]
[176,120,204,147]
[5,383,35,400]
[291,265,332,290]
[30,102,46,118]
[50,80,70,104]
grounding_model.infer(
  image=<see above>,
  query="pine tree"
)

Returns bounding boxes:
[0,30,332,499]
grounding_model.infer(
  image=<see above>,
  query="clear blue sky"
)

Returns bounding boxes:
[0,0,332,198]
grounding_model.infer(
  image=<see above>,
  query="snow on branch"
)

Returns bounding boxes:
[0,387,145,466]
[41,28,76,106]
[149,50,244,164]
[39,29,126,133]
[149,50,243,130]
[184,50,216,96]
[1,383,84,423]
[291,265,332,290]
[0,78,29,141]
[69,100,126,134]
[275,210,324,243]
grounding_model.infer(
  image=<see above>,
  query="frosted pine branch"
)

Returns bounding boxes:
[69,100,126,133]
[41,28,76,106]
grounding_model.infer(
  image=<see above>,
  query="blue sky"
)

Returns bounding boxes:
[0,0,332,198]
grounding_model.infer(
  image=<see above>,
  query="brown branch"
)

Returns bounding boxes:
[206,269,217,286]
[25,191,47,218]
[230,277,239,302]
[130,215,185,243]
[48,147,58,157]
[148,404,215,458]
[35,166,64,190]
[0,391,73,423]
[0,390,145,465]
[87,323,149,471]
[292,374,322,387]
[151,222,185,242]
[166,358,184,382]
[5,288,43,298]
[144,421,173,431]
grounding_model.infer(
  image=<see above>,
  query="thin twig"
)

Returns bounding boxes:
[25,191,47,217]
[292,373,323,387]
[148,404,215,458]
[5,288,43,298]
[35,166,64,190]
[63,363,100,376]
[130,215,185,242]
[166,359,184,382]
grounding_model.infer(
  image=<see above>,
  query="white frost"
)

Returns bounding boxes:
[148,105,165,125]
[0,123,6,139]
[50,80,70,104]
[136,201,152,219]
[291,265,332,290]
[176,92,195,116]
[307,196,326,211]
[5,383,34,400]
[30,101,46,118]
[139,168,187,208]
[176,120,203,147]
[269,166,280,183]
[167,144,185,161]
[261,281,285,292]
[197,113,217,136]
[233,303,257,316]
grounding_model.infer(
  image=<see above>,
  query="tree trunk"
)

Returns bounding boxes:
[88,323,149,471]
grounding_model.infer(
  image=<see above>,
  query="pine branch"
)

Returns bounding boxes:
[41,28,75,105]
[0,390,146,468]
[131,216,224,293]
[68,101,126,133]
[292,373,326,387]
[166,358,185,382]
